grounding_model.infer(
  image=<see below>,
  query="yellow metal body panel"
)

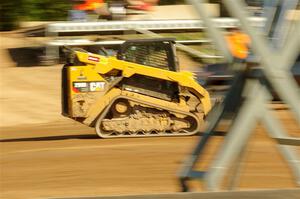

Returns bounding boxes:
[66,64,108,117]
[74,51,212,115]
[65,50,212,126]
[69,65,107,94]
[83,88,122,125]
[83,89,191,126]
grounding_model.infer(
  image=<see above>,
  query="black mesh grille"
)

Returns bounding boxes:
[123,44,169,70]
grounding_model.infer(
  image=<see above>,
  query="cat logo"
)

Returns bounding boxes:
[90,82,105,91]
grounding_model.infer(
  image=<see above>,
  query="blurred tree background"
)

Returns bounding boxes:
[1,1,22,31]
[0,0,185,31]
[21,0,72,21]
[1,0,72,31]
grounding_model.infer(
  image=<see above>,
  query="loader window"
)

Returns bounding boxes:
[122,74,179,102]
[122,44,170,70]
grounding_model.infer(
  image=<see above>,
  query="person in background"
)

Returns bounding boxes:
[71,0,160,20]
[74,0,104,11]
[225,28,251,62]
[73,0,111,20]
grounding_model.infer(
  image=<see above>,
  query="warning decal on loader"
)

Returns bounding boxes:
[88,56,100,62]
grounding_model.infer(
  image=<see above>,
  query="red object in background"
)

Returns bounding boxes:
[129,3,151,11]
[74,0,104,11]
[127,0,159,11]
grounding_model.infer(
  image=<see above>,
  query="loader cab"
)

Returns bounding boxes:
[117,38,180,102]
[117,38,179,72]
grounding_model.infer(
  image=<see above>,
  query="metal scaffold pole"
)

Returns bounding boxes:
[179,0,300,192]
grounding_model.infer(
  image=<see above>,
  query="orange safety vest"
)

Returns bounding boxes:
[225,32,250,59]
[75,0,104,11]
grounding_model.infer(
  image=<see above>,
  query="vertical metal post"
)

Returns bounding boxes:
[205,80,268,190]
[223,0,300,123]
[271,0,299,49]
[45,24,59,65]
[181,0,300,191]
[262,111,300,185]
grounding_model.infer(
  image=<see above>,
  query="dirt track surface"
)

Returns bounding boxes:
[1,118,299,199]
[0,33,300,199]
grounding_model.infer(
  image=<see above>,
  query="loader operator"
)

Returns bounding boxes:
[225,28,251,62]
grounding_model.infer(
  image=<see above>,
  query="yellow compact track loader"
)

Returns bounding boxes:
[62,38,211,138]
